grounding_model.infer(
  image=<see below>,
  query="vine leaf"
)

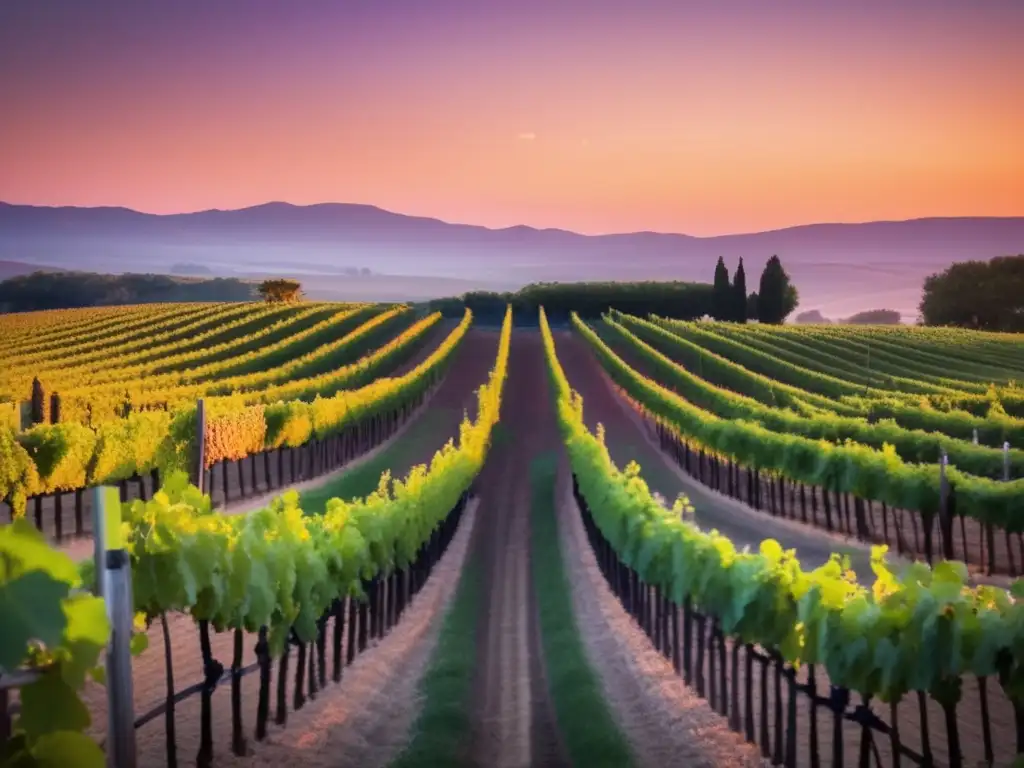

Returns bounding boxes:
[30,731,105,768]
[17,667,91,740]
[0,571,69,672]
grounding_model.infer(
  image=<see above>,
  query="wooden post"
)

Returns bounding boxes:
[939,451,953,560]
[195,399,206,494]
[1005,441,1011,482]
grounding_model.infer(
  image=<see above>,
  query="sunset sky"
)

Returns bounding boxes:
[2,0,1022,236]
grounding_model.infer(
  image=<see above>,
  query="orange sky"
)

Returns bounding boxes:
[1,1,1022,235]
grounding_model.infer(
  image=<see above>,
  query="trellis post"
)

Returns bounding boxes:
[195,399,206,494]
[94,486,137,768]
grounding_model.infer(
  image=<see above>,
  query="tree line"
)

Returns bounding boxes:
[429,281,716,326]
[712,254,798,324]
[919,254,1024,332]
[0,272,256,313]
[430,257,801,326]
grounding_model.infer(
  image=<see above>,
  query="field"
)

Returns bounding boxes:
[3,300,1024,768]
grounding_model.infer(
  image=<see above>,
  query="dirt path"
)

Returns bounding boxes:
[469,333,566,768]
[218,499,481,768]
[555,461,767,768]
[555,330,1018,767]
[71,330,500,766]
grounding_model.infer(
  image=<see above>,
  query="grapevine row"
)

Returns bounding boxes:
[2,302,253,374]
[606,313,1024,478]
[57,305,419,423]
[0,303,192,357]
[127,307,504,651]
[573,313,1024,529]
[739,323,1015,389]
[650,315,1024,445]
[728,322,1024,417]
[0,310,467,515]
[1,306,508,764]
[541,306,1024,766]
[700,319,1024,416]
[60,303,347,389]
[0,303,303,398]
[51,304,375,410]
[774,323,1024,377]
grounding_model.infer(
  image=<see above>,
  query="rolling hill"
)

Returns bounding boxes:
[2,201,1023,319]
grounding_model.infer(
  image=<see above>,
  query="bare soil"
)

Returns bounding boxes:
[555,460,767,768]
[217,499,481,768]
[468,332,566,768]
[466,332,772,768]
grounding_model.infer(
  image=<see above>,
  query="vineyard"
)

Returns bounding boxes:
[3,300,1024,768]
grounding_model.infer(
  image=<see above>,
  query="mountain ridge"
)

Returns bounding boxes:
[1,199,1021,241]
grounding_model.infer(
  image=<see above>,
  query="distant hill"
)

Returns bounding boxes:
[2,201,1023,320]
[794,310,830,324]
[0,260,61,281]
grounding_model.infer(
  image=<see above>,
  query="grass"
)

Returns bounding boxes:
[299,406,458,513]
[387,422,507,767]
[388,547,480,768]
[529,453,636,768]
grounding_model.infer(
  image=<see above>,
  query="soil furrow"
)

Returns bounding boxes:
[469,334,567,768]
[556,462,767,767]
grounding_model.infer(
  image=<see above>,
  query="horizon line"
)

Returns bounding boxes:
[2,198,1022,241]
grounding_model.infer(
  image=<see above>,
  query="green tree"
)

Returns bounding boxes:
[756,255,798,324]
[712,257,731,320]
[919,255,1024,331]
[732,258,748,323]
[257,279,303,303]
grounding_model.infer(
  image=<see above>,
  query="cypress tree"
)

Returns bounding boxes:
[732,258,748,322]
[30,377,45,425]
[712,257,731,320]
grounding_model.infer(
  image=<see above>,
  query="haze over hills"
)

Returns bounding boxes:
[2,201,1023,319]
[0,260,55,281]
